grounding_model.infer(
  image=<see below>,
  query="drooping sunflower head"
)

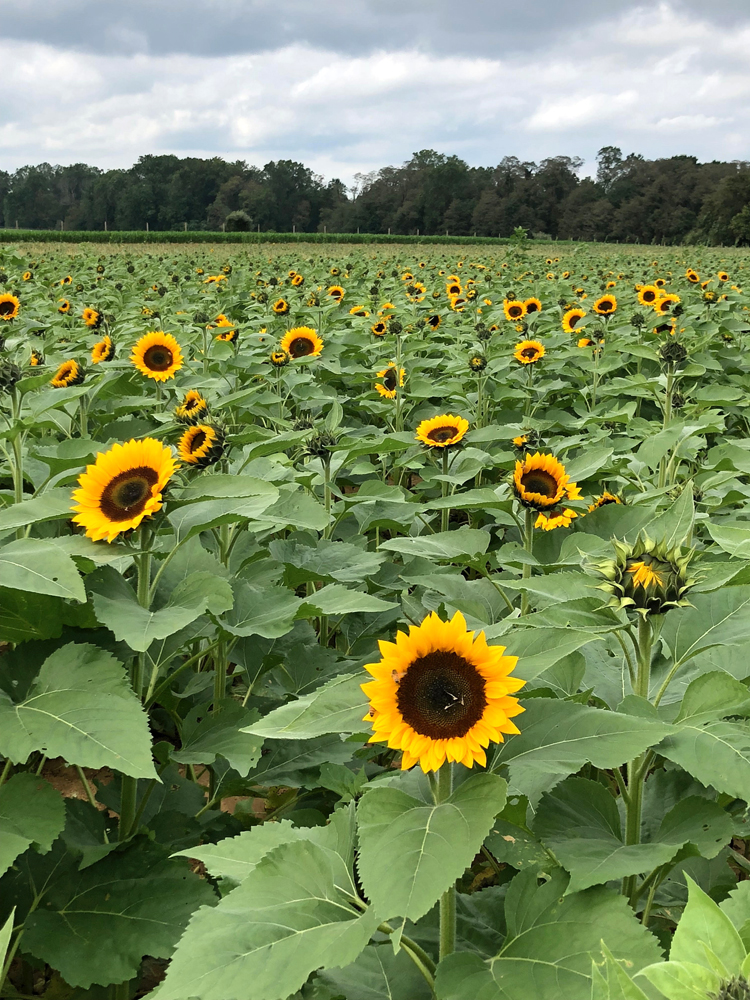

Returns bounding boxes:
[594,533,696,617]
[130,331,183,382]
[72,439,178,542]
[270,348,290,367]
[82,307,102,328]
[524,297,542,314]
[177,423,225,469]
[175,389,209,424]
[588,491,622,512]
[216,328,239,343]
[91,335,114,364]
[375,363,405,399]
[50,360,85,388]
[279,326,323,359]
[562,308,586,333]
[535,507,577,531]
[0,294,20,321]
[362,611,524,772]
[593,295,617,316]
[513,452,578,511]
[513,340,545,365]
[349,305,370,317]
[685,268,700,283]
[512,430,538,450]
[30,350,44,367]
[415,413,469,449]
[328,285,345,302]
[503,299,526,322]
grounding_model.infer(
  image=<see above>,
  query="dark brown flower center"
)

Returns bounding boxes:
[521,347,538,359]
[143,345,173,371]
[0,300,15,316]
[643,290,656,301]
[289,337,313,357]
[100,467,159,521]
[526,302,539,313]
[397,650,487,739]
[598,300,614,311]
[569,314,581,328]
[521,469,559,497]
[509,306,522,317]
[184,397,199,410]
[383,368,398,391]
[190,430,207,452]
[427,425,458,443]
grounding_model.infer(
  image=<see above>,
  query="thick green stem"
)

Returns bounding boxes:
[524,363,533,418]
[78,395,88,438]
[436,763,456,961]
[394,333,404,433]
[520,506,534,616]
[323,456,332,540]
[0,759,11,789]
[657,364,674,489]
[376,922,436,990]
[440,449,450,533]
[622,616,653,905]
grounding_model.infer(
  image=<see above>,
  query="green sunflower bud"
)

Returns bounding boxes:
[595,534,696,617]
[0,361,22,393]
[712,977,750,1000]
[659,341,688,366]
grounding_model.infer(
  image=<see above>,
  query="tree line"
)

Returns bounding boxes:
[1,147,749,245]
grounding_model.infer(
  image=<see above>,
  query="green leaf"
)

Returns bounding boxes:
[357,772,507,921]
[268,538,386,584]
[675,671,750,725]
[250,489,330,532]
[90,567,232,652]
[179,474,278,501]
[250,733,356,787]
[658,720,750,801]
[171,819,312,883]
[491,699,670,804]
[244,672,367,739]
[320,943,433,1000]
[297,584,398,617]
[0,773,66,877]
[167,484,279,539]
[648,486,695,549]
[379,527,491,561]
[0,588,95,643]
[637,962,721,1000]
[0,643,156,777]
[157,838,379,1000]
[0,907,14,973]
[592,943,652,1000]
[221,582,302,639]
[0,488,73,531]
[669,877,745,976]
[707,522,750,559]
[656,797,733,860]
[497,626,601,681]
[21,838,216,989]
[484,819,549,871]
[171,701,263,776]
[662,586,750,668]
[0,537,85,601]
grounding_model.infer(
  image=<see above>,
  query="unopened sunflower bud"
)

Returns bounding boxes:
[0,361,22,392]
[659,341,688,366]
[594,534,696,617]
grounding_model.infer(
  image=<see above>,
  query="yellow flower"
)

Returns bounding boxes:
[91,336,114,364]
[272,298,290,315]
[588,491,622,512]
[512,452,580,511]
[370,320,388,337]
[175,389,209,424]
[0,294,20,321]
[503,300,526,321]
[362,611,524,772]
[50,360,85,388]
[535,508,577,530]
[58,299,71,314]
[349,305,370,317]
[513,340,545,364]
[279,326,323,359]
[177,424,225,468]
[375,364,405,399]
[130,331,183,382]
[415,414,469,448]
[328,285,345,302]
[82,307,102,328]
[593,295,617,316]
[524,298,542,314]
[637,286,660,306]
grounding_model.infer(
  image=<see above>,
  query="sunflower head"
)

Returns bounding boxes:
[178,424,225,469]
[130,331,183,382]
[0,362,23,393]
[72,438,178,543]
[270,349,290,367]
[468,354,487,372]
[328,285,345,302]
[685,269,700,283]
[513,340,545,365]
[512,430,539,450]
[535,507,577,531]
[524,297,542,314]
[82,307,102,328]
[712,976,750,1000]
[659,341,688,367]
[0,294,20,321]
[175,389,209,424]
[216,328,239,343]
[594,534,696,618]
[593,295,617,316]
[91,336,114,364]
[416,414,469,449]
[30,350,44,367]
[272,298,290,315]
[562,308,585,333]
[361,611,525,772]
[291,273,304,286]
[371,320,388,337]
[718,271,729,282]
[503,299,526,322]
[50,360,85,388]
[279,326,323,359]
[512,452,579,511]
[588,491,622,512]
[637,286,659,306]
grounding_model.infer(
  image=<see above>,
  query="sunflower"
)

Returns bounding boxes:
[60,275,72,286]
[425,315,441,331]
[279,326,323,359]
[513,452,580,511]
[593,295,617,316]
[446,281,462,297]
[514,340,545,365]
[588,491,622,512]
[328,285,345,302]
[416,414,469,448]
[0,294,20,321]
[718,271,729,282]
[30,350,44,367]
[637,286,659,306]
[82,307,102,328]
[270,349,290,367]
[216,328,238,343]
[379,302,396,316]
[406,281,426,302]
[654,293,680,314]
[71,438,178,543]
[449,296,466,312]
[175,390,209,424]
[130,331,183,382]
[577,337,593,348]
[503,300,526,321]
[376,364,405,399]
[22,271,32,281]
[272,298,290,316]
[349,305,370,317]
[685,269,700,283]
[371,320,388,337]
[535,507,577,531]
[524,297,542,314]
[291,273,304,286]
[468,354,487,372]
[91,335,114,364]
[177,424,225,468]
[50,360,85,388]
[561,308,586,333]
[361,610,524,772]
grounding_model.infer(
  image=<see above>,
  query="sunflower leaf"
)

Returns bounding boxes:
[243,672,367,739]
[0,773,66,877]
[357,771,507,922]
[0,487,74,531]
[658,719,750,801]
[379,526,491,561]
[0,537,86,601]
[661,586,750,668]
[320,943,433,1000]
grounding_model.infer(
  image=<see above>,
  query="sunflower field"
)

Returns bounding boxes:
[2,241,750,1000]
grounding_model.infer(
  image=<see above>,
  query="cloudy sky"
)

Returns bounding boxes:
[2,0,748,185]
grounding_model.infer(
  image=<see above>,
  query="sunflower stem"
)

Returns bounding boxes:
[9,388,25,538]
[394,332,404,433]
[657,364,674,489]
[524,363,533,418]
[436,763,456,961]
[78,395,89,437]
[440,449,450,533]
[622,615,653,906]
[520,506,534,615]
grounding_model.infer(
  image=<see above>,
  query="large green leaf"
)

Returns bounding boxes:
[0,488,73,531]
[268,538,386,584]
[297,583,398,617]
[491,699,670,803]
[670,877,745,973]
[0,773,65,877]
[156,838,378,1000]
[674,670,750,725]
[659,719,750,801]
[167,482,278,539]
[0,643,156,777]
[89,567,232,652]
[357,772,506,921]
[171,701,263,776]
[21,838,215,989]
[320,943,434,1000]
[494,626,601,681]
[661,586,750,668]
[0,537,85,601]
[172,820,311,883]
[244,672,367,739]
[707,522,750,559]
[221,582,302,639]
[379,527,491,561]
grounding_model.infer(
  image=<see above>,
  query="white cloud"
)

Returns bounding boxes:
[0,1,749,183]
